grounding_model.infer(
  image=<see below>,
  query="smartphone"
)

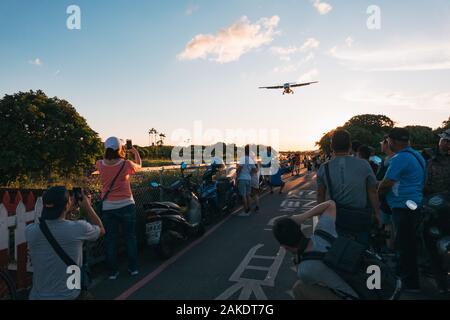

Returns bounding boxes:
[126,139,133,150]
[73,188,83,204]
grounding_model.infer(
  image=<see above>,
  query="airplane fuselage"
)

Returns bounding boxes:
[283,84,294,95]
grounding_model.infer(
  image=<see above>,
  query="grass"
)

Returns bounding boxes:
[141,159,175,168]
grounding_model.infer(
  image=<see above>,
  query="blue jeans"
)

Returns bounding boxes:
[102,204,138,273]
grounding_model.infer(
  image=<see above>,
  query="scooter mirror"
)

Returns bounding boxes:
[406,200,418,211]
[181,162,188,171]
[150,182,160,188]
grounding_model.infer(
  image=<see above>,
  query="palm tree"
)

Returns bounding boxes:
[159,133,166,146]
[148,128,157,146]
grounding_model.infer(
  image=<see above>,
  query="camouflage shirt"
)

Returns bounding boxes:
[426,153,450,194]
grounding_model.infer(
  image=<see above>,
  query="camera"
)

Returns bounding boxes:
[73,187,83,204]
[126,139,133,150]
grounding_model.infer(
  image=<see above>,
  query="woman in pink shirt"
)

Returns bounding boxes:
[96,137,142,280]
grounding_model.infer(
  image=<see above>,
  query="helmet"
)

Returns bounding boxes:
[211,157,225,169]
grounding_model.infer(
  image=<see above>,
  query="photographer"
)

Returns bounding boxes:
[273,200,358,300]
[26,186,105,300]
[96,137,142,280]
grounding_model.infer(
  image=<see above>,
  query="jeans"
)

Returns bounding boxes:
[102,204,138,273]
[391,207,420,288]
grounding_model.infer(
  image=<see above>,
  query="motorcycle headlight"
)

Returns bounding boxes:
[437,237,450,255]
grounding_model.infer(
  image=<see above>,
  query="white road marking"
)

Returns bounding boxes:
[216,244,286,300]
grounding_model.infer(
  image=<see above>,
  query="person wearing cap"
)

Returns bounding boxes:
[378,128,427,292]
[96,137,142,280]
[26,187,105,300]
[426,128,450,195]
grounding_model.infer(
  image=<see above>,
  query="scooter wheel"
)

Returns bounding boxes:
[157,232,174,260]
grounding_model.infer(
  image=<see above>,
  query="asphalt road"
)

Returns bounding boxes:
[91,170,318,300]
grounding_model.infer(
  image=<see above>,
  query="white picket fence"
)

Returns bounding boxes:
[0,197,43,287]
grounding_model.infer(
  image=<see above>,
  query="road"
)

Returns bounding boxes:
[91,170,318,300]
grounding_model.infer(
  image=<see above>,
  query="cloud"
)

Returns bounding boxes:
[330,43,450,71]
[343,90,450,111]
[185,4,199,16]
[28,58,42,66]
[310,0,333,15]
[55,70,60,76]
[273,53,315,73]
[298,68,319,82]
[177,15,280,63]
[271,37,320,60]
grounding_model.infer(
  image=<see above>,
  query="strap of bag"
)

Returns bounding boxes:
[301,251,326,262]
[102,160,127,202]
[324,163,335,201]
[39,218,77,267]
[400,150,426,183]
[314,229,337,245]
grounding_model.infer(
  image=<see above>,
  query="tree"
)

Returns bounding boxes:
[148,128,157,146]
[442,117,450,130]
[157,133,166,146]
[404,125,435,150]
[316,114,395,153]
[434,117,450,136]
[343,114,395,132]
[0,90,103,185]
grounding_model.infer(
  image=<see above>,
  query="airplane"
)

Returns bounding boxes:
[259,81,318,95]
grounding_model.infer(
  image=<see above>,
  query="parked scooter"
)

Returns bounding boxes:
[409,193,450,293]
[198,161,238,224]
[144,163,205,259]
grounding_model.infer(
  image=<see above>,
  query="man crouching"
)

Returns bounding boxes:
[273,200,358,300]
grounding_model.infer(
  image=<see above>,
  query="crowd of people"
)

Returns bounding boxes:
[23,127,450,300]
[274,128,450,299]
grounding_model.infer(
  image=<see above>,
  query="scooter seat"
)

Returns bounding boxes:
[144,202,182,211]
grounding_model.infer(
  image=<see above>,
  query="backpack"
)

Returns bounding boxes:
[301,229,402,300]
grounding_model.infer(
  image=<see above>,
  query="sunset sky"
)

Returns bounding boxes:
[1,0,449,150]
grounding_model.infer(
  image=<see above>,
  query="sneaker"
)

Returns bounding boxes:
[254,206,259,213]
[108,272,119,280]
[128,270,139,277]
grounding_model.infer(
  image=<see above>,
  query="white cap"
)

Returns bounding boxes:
[104,137,123,151]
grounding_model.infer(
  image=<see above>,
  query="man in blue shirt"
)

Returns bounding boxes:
[378,128,426,292]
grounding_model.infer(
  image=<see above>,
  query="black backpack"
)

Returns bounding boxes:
[301,229,402,300]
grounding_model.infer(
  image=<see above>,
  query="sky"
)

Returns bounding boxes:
[1,0,449,151]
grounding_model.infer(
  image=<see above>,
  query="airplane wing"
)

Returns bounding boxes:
[259,85,285,89]
[290,81,319,88]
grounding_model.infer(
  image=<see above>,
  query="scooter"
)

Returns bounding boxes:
[198,164,238,224]
[143,163,205,259]
[408,193,450,293]
[418,193,450,292]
